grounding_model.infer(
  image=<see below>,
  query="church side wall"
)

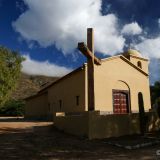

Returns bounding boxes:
[25,92,48,119]
[94,58,151,113]
[48,67,87,115]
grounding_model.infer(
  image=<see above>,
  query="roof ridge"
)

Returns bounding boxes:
[119,56,149,76]
[101,55,148,77]
[38,65,84,93]
[101,55,121,62]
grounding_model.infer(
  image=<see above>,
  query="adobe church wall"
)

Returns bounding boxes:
[129,56,149,74]
[94,57,151,113]
[48,67,87,115]
[25,92,48,119]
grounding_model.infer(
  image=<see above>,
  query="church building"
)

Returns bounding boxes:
[25,29,151,120]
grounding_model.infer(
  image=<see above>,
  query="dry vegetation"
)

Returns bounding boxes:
[11,73,59,100]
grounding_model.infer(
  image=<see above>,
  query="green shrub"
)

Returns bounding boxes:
[150,81,160,105]
[0,99,25,116]
[156,97,160,117]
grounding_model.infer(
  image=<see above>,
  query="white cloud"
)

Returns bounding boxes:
[12,0,160,83]
[13,0,125,55]
[122,22,142,35]
[135,37,160,83]
[158,18,160,27]
[22,55,72,77]
[135,37,160,58]
[149,59,160,85]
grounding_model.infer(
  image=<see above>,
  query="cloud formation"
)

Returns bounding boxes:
[22,55,71,77]
[13,0,160,83]
[13,0,125,55]
[135,36,160,84]
[135,37,160,58]
[121,22,142,35]
[149,58,160,85]
[158,18,160,27]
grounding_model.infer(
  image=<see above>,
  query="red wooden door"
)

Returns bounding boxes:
[113,91,129,114]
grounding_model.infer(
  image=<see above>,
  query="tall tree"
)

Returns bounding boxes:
[150,81,160,105]
[0,46,24,106]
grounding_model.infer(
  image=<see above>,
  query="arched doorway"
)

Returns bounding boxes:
[113,90,129,114]
[113,80,130,114]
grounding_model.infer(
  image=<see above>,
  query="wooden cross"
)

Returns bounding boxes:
[78,28,101,111]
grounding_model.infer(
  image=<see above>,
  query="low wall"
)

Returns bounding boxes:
[54,112,89,137]
[54,111,160,139]
[89,113,140,139]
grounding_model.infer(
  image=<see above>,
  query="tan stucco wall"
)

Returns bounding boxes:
[25,92,48,119]
[55,111,160,139]
[55,113,88,137]
[89,111,160,139]
[130,56,149,73]
[89,113,140,139]
[93,56,151,113]
[47,67,87,115]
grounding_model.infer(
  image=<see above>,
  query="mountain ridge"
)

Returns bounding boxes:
[11,73,59,100]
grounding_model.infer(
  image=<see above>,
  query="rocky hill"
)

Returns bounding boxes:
[11,73,59,100]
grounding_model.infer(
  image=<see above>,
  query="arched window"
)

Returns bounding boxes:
[76,96,80,106]
[137,61,142,68]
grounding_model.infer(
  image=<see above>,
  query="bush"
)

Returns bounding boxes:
[156,97,160,117]
[150,81,160,105]
[0,99,25,116]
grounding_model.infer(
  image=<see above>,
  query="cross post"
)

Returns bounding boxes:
[78,28,101,111]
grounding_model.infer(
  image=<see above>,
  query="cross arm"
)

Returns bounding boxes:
[78,42,101,65]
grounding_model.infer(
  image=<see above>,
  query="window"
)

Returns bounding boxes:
[76,96,79,106]
[48,103,50,111]
[137,61,142,68]
[59,100,62,109]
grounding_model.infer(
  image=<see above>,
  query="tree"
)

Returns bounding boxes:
[150,81,160,106]
[155,97,160,117]
[0,46,24,106]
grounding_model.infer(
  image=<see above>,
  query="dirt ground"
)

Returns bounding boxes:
[0,117,159,160]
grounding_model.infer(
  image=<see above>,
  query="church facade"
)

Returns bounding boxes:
[25,49,151,119]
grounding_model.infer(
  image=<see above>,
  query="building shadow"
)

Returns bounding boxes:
[0,119,159,160]
[0,116,50,122]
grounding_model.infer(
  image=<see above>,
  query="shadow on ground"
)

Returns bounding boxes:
[0,116,48,122]
[0,117,159,160]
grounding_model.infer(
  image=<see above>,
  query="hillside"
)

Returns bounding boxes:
[11,73,59,100]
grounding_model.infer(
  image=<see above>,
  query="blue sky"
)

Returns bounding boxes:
[0,0,160,83]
